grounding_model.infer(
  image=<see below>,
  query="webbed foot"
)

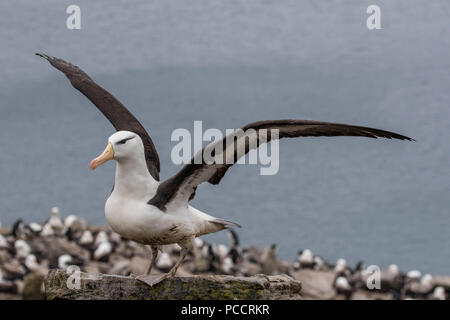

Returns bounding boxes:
[136,274,169,287]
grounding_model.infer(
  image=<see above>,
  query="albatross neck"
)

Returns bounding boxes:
[114,156,158,199]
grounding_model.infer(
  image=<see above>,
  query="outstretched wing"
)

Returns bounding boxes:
[36,53,160,181]
[149,119,413,211]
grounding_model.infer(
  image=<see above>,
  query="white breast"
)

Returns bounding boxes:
[105,193,195,245]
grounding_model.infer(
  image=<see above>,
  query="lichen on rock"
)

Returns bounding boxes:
[45,269,302,300]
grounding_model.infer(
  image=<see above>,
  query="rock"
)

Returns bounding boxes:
[45,270,302,300]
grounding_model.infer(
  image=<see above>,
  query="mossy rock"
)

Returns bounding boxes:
[45,269,302,300]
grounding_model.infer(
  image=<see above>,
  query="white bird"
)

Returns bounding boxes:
[0,234,8,249]
[194,238,204,249]
[27,222,43,234]
[79,230,94,246]
[58,254,73,269]
[335,276,352,290]
[41,207,65,236]
[298,249,314,268]
[155,252,173,272]
[93,231,113,260]
[334,258,347,274]
[221,257,234,274]
[37,53,413,286]
[379,264,400,281]
[421,274,433,286]
[64,215,76,227]
[40,223,54,237]
[95,231,109,246]
[407,270,422,281]
[334,276,353,298]
[78,230,94,246]
[25,254,38,270]
[14,240,31,259]
[94,242,113,261]
[432,286,446,300]
[213,244,229,260]
[24,254,47,275]
[64,215,82,229]
[109,232,122,244]
[387,264,399,275]
[313,256,325,270]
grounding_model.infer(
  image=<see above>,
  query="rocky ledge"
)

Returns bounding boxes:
[45,269,302,300]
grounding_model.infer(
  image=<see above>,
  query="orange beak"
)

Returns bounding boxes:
[90,143,114,171]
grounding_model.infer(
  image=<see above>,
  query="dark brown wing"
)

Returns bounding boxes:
[36,53,160,181]
[149,119,413,211]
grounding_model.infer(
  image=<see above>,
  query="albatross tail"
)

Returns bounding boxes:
[188,206,241,237]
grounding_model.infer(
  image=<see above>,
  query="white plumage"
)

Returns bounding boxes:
[155,252,173,271]
[432,286,446,300]
[0,234,8,249]
[334,258,347,273]
[407,270,422,280]
[79,230,94,245]
[28,222,43,233]
[335,276,351,291]
[298,249,313,267]
[58,254,73,269]
[14,240,31,259]
[94,241,113,261]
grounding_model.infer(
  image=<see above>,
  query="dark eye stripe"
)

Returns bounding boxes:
[117,137,135,144]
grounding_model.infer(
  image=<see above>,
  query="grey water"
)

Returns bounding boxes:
[0,0,449,274]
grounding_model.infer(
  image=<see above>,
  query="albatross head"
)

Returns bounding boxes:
[89,131,143,171]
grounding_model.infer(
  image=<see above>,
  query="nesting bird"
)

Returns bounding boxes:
[26,223,43,235]
[334,258,348,274]
[155,252,173,273]
[377,264,404,294]
[41,207,65,236]
[78,230,94,247]
[14,240,31,260]
[406,270,422,281]
[58,254,73,270]
[91,232,113,261]
[297,249,314,269]
[432,286,446,300]
[333,276,353,298]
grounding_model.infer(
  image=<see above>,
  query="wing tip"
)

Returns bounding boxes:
[393,134,415,142]
[35,52,53,61]
[212,218,242,229]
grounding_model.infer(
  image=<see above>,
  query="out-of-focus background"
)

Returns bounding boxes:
[0,0,448,274]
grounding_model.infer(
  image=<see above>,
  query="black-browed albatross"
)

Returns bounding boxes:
[36,53,413,286]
